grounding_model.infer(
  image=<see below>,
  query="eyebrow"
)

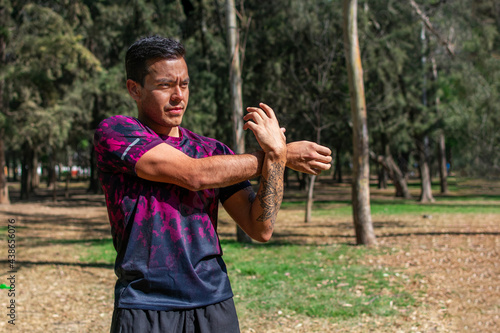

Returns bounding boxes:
[155,78,190,84]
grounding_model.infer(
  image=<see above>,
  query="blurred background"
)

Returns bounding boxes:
[0,0,499,202]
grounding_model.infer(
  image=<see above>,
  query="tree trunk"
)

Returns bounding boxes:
[89,94,103,194]
[431,56,448,194]
[47,150,55,188]
[387,156,411,199]
[370,149,412,199]
[11,153,18,182]
[305,128,321,223]
[416,138,435,203]
[226,0,251,244]
[0,131,10,205]
[88,144,102,194]
[304,175,316,223]
[0,10,10,205]
[416,24,435,203]
[377,133,389,190]
[21,145,34,200]
[333,145,342,183]
[31,150,40,189]
[437,132,448,194]
[65,152,72,199]
[377,164,388,189]
[296,172,307,191]
[343,0,376,246]
[47,150,57,201]
[226,0,245,155]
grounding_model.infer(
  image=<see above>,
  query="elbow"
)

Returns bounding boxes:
[252,229,273,243]
[182,173,210,192]
[184,179,202,192]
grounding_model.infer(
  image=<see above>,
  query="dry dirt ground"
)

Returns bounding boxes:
[0,179,498,332]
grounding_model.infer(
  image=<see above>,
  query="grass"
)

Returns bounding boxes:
[78,238,116,263]
[77,239,417,322]
[222,241,416,321]
[72,177,498,326]
[281,196,500,216]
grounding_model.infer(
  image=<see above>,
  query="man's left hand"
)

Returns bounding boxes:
[286,141,332,175]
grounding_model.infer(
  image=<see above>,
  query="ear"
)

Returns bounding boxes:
[126,79,142,101]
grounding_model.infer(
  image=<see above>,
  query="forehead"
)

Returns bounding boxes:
[146,58,189,79]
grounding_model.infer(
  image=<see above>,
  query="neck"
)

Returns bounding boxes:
[138,115,180,137]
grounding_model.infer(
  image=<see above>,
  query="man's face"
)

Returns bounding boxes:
[130,57,190,137]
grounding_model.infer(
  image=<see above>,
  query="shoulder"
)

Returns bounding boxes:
[95,115,153,141]
[94,115,159,153]
[97,115,143,132]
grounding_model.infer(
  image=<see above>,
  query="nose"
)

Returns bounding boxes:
[171,85,183,102]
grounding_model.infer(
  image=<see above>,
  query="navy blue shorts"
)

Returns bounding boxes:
[110,298,240,333]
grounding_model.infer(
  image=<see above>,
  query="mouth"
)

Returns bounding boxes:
[166,107,183,114]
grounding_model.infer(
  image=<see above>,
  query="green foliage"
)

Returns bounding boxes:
[6,3,101,153]
[3,0,500,194]
[242,0,349,147]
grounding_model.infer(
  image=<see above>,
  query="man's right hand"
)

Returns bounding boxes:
[243,103,287,158]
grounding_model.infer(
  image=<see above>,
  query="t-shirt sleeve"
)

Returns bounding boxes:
[214,142,252,204]
[94,116,164,175]
[219,182,252,204]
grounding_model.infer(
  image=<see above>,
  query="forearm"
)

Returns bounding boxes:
[193,151,264,190]
[136,143,265,191]
[248,151,286,241]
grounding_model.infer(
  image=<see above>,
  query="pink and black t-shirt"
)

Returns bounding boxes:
[94,115,250,311]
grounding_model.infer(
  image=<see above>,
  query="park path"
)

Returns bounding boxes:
[0,191,498,332]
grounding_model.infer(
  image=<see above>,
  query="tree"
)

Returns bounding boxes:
[370,148,412,199]
[0,0,11,204]
[343,0,376,246]
[6,3,101,199]
[239,0,348,221]
[225,0,252,243]
[225,0,245,157]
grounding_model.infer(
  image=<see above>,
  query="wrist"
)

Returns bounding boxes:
[266,146,287,162]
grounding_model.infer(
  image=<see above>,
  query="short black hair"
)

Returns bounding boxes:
[125,35,186,86]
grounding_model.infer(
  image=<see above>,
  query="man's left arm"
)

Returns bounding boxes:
[223,104,332,242]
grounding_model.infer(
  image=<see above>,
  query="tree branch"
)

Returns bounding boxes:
[409,0,455,57]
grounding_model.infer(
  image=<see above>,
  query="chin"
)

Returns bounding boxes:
[164,117,183,127]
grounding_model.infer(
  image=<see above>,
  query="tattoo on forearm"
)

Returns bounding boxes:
[257,162,285,226]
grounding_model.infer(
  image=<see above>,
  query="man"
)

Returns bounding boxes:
[94,35,332,333]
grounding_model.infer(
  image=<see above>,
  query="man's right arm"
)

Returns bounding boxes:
[135,140,332,192]
[135,143,264,191]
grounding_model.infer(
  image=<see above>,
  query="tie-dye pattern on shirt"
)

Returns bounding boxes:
[94,115,250,311]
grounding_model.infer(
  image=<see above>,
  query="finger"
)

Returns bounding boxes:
[314,144,332,156]
[304,167,320,176]
[281,127,286,133]
[246,107,267,122]
[309,160,332,171]
[259,103,276,119]
[243,111,264,124]
[243,120,259,132]
[311,169,321,176]
[312,154,333,164]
